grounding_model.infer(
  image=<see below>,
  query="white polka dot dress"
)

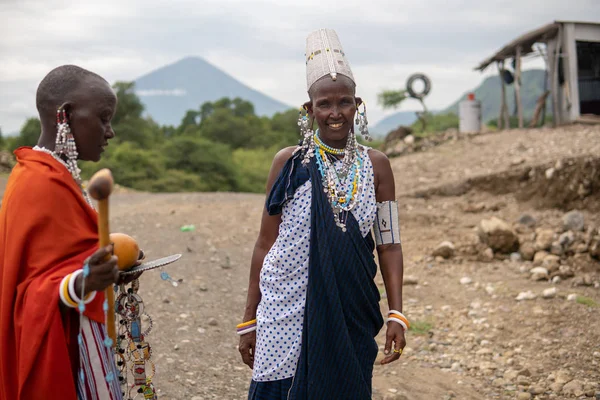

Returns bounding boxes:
[252,146,377,382]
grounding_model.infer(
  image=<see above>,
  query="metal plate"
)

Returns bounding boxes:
[121,254,182,275]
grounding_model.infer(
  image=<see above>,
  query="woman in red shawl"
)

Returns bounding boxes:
[0,65,133,400]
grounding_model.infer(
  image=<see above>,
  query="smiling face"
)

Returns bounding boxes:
[67,77,117,162]
[305,74,360,146]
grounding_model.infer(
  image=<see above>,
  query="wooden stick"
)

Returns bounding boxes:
[536,44,549,126]
[552,25,563,127]
[497,61,509,130]
[529,91,550,128]
[515,46,523,129]
[87,169,116,347]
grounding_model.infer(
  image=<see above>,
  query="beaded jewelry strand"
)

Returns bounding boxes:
[115,280,158,399]
[313,130,365,232]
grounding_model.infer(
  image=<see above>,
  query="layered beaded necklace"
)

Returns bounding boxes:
[33,145,93,207]
[313,130,365,232]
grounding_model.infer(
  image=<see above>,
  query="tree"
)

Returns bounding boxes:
[80,141,167,190]
[163,136,238,191]
[268,109,301,147]
[377,90,407,109]
[178,110,200,134]
[111,82,144,125]
[231,98,255,117]
[8,118,41,151]
[110,82,164,148]
[197,98,267,149]
[233,147,277,193]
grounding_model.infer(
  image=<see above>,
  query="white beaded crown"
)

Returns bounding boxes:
[305,28,355,91]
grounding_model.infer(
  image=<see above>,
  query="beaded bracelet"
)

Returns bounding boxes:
[386,309,410,331]
[236,319,257,335]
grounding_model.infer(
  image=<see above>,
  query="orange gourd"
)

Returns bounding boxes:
[109,233,140,271]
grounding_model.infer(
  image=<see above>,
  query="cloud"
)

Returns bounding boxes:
[0,0,598,133]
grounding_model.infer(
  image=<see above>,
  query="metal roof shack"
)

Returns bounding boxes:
[475,21,600,128]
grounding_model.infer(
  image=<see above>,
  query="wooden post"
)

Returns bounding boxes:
[529,91,550,127]
[515,46,523,128]
[497,61,509,130]
[537,44,549,126]
[552,26,563,127]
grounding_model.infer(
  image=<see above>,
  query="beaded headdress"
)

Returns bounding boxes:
[305,28,355,91]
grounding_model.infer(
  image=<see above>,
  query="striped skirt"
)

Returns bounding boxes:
[76,317,122,400]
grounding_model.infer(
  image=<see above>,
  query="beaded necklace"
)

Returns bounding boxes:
[314,133,344,156]
[33,146,93,207]
[313,130,365,232]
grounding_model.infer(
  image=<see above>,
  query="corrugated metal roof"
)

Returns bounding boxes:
[554,20,600,26]
[475,22,560,71]
[475,20,600,71]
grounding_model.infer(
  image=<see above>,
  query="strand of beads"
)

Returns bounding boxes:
[115,280,158,400]
[314,133,344,156]
[314,137,365,232]
[298,108,315,166]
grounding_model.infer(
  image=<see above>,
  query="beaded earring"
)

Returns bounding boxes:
[55,108,82,183]
[297,106,315,166]
[355,102,372,142]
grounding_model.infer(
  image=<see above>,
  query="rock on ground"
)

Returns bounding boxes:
[563,210,585,232]
[478,217,519,253]
[432,241,455,259]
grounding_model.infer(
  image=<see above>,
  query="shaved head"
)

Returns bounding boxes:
[35,65,117,162]
[35,65,108,119]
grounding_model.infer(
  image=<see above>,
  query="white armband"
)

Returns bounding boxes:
[373,200,401,246]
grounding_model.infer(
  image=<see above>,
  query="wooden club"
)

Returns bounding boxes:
[87,168,116,347]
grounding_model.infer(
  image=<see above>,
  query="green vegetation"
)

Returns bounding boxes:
[408,320,434,335]
[409,112,459,137]
[377,89,407,110]
[5,118,41,150]
[5,82,302,193]
[576,296,599,308]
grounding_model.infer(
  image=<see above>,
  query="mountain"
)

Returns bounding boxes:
[372,69,549,136]
[134,57,292,126]
[444,69,550,122]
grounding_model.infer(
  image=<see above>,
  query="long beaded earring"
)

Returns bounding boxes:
[355,101,372,142]
[55,108,82,183]
[298,106,315,166]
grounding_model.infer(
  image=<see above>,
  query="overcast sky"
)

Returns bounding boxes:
[1,0,598,134]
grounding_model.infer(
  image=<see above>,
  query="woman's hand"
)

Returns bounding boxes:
[380,322,407,365]
[118,249,145,285]
[78,245,120,295]
[239,331,256,369]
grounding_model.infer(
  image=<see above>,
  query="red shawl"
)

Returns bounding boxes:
[0,147,106,400]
